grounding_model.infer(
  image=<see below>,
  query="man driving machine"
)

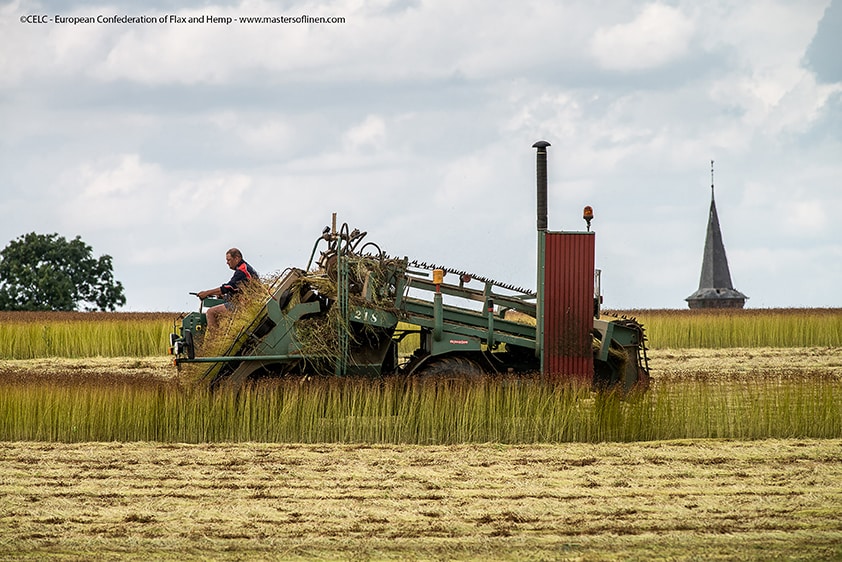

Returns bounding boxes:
[196,248,258,331]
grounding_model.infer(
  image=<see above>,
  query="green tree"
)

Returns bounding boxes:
[0,233,126,311]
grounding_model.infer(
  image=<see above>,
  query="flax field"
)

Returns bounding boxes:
[2,308,841,560]
[0,308,840,444]
[605,307,842,348]
[0,311,173,359]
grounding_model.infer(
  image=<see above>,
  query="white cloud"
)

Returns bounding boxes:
[210,112,296,154]
[784,199,827,232]
[59,154,251,232]
[704,1,828,70]
[166,175,252,220]
[700,1,839,135]
[344,115,387,151]
[590,3,695,71]
[740,179,832,240]
[1,1,623,86]
[78,154,156,197]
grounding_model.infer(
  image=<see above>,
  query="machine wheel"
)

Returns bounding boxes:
[183,329,196,360]
[411,355,485,383]
[592,340,627,390]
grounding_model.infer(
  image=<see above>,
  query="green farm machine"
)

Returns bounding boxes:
[169,142,649,390]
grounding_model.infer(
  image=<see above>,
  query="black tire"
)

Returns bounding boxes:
[412,356,485,383]
[183,329,195,360]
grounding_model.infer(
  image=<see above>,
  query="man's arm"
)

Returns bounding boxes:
[196,287,224,299]
[220,268,249,296]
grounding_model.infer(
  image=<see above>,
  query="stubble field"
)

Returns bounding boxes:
[2,438,841,561]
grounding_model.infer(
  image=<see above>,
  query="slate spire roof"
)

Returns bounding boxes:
[685,161,748,309]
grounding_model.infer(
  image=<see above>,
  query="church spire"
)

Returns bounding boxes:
[685,160,748,309]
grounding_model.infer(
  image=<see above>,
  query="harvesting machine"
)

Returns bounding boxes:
[169,142,650,390]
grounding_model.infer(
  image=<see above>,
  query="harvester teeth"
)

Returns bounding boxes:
[406,259,534,295]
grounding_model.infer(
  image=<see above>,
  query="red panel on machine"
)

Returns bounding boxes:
[543,232,595,381]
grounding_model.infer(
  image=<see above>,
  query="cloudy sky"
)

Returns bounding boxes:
[1,0,840,312]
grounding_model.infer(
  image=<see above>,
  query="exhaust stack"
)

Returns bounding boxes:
[532,141,550,366]
[533,140,550,232]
